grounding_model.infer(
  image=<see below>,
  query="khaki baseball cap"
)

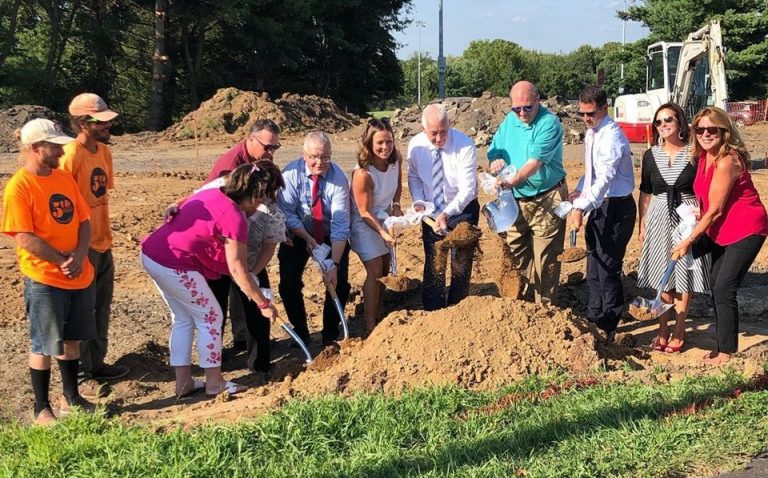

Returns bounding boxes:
[68,93,119,121]
[20,119,75,145]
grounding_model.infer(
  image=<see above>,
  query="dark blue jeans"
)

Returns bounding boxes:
[421,199,480,311]
[584,195,636,332]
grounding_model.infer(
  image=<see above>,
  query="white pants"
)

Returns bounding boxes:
[141,253,223,368]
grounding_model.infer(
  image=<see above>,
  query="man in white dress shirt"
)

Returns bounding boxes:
[407,104,479,311]
[569,86,636,343]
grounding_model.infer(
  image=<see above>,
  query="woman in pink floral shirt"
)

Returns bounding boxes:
[141,164,281,397]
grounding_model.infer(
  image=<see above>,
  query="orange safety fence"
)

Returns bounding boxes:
[726,99,768,127]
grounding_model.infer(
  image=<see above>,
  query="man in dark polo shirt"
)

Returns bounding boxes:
[207,119,281,355]
[207,119,281,180]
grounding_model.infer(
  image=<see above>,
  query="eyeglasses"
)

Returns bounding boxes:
[695,126,723,135]
[252,136,281,152]
[511,105,534,114]
[306,154,331,163]
[654,116,676,127]
[368,116,390,126]
[577,110,599,117]
[87,118,112,126]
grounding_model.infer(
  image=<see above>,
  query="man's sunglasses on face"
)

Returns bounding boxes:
[253,136,281,152]
[577,110,599,118]
[511,105,534,114]
[87,118,112,126]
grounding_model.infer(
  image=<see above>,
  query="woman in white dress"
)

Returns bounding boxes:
[637,103,709,353]
[350,118,403,334]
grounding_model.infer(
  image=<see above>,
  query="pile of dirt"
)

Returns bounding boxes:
[390,92,587,147]
[286,296,601,396]
[162,88,359,141]
[0,105,70,153]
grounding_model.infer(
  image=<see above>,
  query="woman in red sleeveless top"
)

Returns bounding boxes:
[674,107,768,365]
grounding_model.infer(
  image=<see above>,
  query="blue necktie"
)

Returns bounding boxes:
[432,148,445,212]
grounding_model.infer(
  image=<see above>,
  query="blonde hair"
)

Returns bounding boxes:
[691,106,751,169]
[15,128,30,164]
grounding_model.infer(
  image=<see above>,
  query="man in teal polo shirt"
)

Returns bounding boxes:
[488,80,567,305]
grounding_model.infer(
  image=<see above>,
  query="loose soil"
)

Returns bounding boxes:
[0,116,767,427]
[378,274,419,292]
[629,304,660,322]
[558,246,589,263]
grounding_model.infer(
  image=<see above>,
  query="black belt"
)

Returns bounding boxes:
[604,194,633,204]
[517,179,565,202]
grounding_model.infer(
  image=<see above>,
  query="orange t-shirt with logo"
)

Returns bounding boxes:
[59,141,114,252]
[1,168,94,290]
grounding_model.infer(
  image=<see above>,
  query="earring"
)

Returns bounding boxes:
[678,131,685,140]
[658,136,664,146]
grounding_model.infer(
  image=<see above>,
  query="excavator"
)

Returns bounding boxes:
[614,20,728,143]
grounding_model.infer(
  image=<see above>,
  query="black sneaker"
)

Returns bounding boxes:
[91,364,130,380]
[605,330,616,345]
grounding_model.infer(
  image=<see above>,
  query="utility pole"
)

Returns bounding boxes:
[619,0,632,94]
[416,20,425,106]
[437,0,446,99]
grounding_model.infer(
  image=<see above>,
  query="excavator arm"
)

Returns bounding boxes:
[671,21,728,115]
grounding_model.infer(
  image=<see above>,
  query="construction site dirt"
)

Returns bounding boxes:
[1,102,767,427]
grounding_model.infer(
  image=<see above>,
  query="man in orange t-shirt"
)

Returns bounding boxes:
[2,119,97,425]
[60,93,129,398]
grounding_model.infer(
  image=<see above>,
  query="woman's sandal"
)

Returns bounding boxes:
[663,339,685,354]
[176,380,205,399]
[206,381,247,397]
[650,335,668,351]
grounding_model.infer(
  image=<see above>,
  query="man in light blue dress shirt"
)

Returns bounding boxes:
[569,86,636,343]
[277,131,351,346]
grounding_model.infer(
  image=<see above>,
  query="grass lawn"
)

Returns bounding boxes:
[1,370,767,477]
[368,110,395,119]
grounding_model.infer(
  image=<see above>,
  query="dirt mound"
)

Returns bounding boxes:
[285,296,600,396]
[390,92,586,147]
[162,88,359,141]
[0,105,70,153]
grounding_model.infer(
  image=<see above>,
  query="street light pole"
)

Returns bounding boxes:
[416,20,425,106]
[437,0,445,99]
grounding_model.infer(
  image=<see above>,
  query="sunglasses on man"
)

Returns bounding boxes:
[511,105,534,114]
[253,136,281,152]
[87,118,112,126]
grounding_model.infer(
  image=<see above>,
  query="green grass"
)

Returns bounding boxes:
[368,110,395,119]
[1,371,767,477]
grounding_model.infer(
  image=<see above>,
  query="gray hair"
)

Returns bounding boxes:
[421,103,449,128]
[303,131,332,152]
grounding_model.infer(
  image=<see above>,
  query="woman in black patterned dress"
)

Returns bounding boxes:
[637,103,710,353]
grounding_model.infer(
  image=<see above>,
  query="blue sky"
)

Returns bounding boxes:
[394,0,649,59]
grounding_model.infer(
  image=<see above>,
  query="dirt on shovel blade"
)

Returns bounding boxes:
[629,304,658,322]
[557,247,588,262]
[379,274,419,291]
[496,235,526,299]
[434,223,483,274]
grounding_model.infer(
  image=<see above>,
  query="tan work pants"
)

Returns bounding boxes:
[501,182,567,305]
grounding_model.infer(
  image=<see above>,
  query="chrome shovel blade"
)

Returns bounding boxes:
[281,323,313,364]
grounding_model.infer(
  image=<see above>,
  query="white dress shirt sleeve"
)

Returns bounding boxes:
[572,129,624,213]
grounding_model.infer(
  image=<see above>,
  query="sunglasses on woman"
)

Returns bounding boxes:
[653,116,675,127]
[695,126,723,135]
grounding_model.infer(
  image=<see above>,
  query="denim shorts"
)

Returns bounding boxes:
[24,279,96,356]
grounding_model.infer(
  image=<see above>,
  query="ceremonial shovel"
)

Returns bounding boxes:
[630,250,680,320]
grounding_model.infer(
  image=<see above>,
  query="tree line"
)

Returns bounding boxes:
[0,0,411,132]
[398,0,768,106]
[0,0,765,134]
